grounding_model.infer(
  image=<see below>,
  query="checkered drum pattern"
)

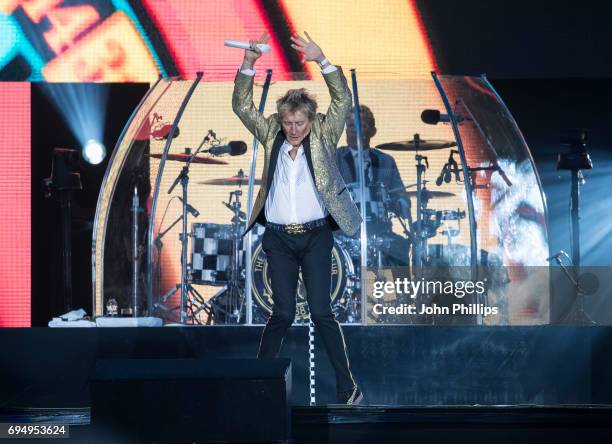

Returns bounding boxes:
[191,223,265,285]
[191,223,236,284]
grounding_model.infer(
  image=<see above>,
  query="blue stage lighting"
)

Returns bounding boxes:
[83,139,106,165]
[40,83,109,163]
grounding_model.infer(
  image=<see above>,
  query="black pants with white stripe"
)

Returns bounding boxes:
[257,224,356,394]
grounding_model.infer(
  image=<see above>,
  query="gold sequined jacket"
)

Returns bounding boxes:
[232,68,362,236]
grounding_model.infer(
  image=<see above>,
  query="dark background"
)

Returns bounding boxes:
[31,83,149,326]
[492,78,612,266]
[416,0,612,79]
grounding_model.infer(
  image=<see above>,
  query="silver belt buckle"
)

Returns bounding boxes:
[286,223,306,235]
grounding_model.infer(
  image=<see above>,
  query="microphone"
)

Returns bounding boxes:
[224,40,271,54]
[421,109,465,125]
[436,150,460,186]
[435,164,450,186]
[177,197,200,218]
[206,141,247,156]
[448,150,461,182]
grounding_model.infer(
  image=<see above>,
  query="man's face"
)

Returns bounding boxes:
[346,113,375,148]
[281,110,312,147]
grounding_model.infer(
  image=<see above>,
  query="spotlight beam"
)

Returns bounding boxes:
[40,82,109,156]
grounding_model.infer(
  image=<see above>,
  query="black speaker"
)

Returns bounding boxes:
[91,358,291,442]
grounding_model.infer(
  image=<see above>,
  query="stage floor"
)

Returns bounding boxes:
[3,325,612,407]
[3,405,612,443]
[3,324,612,441]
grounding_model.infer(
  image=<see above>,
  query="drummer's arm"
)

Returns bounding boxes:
[388,158,411,219]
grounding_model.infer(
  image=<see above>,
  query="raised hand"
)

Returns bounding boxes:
[243,31,270,67]
[290,31,325,64]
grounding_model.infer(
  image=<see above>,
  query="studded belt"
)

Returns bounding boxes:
[265,217,329,235]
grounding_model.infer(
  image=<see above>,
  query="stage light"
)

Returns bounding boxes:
[83,139,106,165]
[40,82,109,163]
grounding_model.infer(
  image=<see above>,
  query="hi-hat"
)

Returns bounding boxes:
[199,174,262,186]
[376,139,457,151]
[147,153,228,165]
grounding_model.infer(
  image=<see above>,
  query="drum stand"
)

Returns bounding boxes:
[413,151,429,270]
[153,212,182,312]
[190,284,227,325]
[223,189,246,323]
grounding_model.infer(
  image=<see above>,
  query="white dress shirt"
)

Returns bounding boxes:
[239,64,337,224]
[264,140,327,224]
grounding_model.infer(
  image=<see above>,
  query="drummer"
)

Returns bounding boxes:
[335,105,411,266]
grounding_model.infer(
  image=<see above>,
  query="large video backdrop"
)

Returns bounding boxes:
[0,1,435,326]
[0,0,435,81]
[0,83,30,327]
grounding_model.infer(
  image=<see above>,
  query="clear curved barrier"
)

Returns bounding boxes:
[93,70,549,325]
[432,74,550,324]
[147,73,292,324]
[341,72,468,325]
[92,76,195,316]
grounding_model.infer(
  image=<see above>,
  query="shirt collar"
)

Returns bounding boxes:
[283,140,303,154]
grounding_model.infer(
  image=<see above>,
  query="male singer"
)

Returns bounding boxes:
[232,31,363,404]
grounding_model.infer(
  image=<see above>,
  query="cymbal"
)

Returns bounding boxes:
[387,183,418,193]
[406,190,455,198]
[376,139,457,151]
[147,153,228,165]
[199,176,262,186]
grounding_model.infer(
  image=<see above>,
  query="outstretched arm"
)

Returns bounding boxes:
[232,32,273,141]
[388,157,411,219]
[291,32,351,146]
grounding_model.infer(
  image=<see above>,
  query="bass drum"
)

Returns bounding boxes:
[250,238,357,323]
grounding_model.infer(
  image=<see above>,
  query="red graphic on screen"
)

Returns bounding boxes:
[142,0,293,80]
[0,83,31,327]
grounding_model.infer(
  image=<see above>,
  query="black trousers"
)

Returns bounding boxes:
[257,224,356,393]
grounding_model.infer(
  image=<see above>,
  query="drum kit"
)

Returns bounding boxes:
[348,135,469,267]
[153,133,476,324]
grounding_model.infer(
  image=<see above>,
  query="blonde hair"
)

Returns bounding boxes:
[276,88,317,121]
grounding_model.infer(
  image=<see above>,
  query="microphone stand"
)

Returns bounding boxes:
[131,186,141,317]
[467,163,512,189]
[556,131,594,324]
[166,131,213,323]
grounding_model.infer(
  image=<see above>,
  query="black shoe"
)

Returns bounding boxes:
[337,386,364,405]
